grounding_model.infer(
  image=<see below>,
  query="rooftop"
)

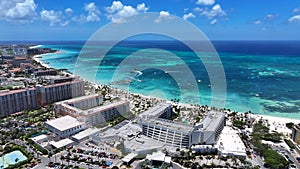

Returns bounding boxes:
[146,151,171,163]
[216,126,247,156]
[50,138,74,149]
[72,128,100,141]
[139,103,171,118]
[196,111,225,132]
[146,118,194,134]
[45,115,85,131]
[36,80,83,88]
[122,152,138,163]
[0,88,36,97]
[58,94,102,105]
[30,134,48,142]
[124,135,165,153]
[82,100,129,116]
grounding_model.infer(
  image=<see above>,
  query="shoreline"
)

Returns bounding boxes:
[32,49,63,69]
[31,46,300,125]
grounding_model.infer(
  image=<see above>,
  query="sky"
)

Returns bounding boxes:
[0,0,300,41]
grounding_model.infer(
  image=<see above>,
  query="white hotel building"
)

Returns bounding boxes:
[45,115,85,138]
[137,103,225,148]
[54,94,130,125]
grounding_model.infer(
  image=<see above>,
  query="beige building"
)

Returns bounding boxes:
[36,80,85,106]
[55,94,130,125]
[292,124,300,144]
[0,88,38,117]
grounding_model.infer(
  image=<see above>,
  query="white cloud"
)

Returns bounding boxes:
[106,1,149,23]
[293,7,300,13]
[155,11,173,23]
[65,8,73,15]
[0,0,37,22]
[253,14,277,25]
[193,7,202,13]
[264,14,276,21]
[40,10,63,26]
[196,4,226,19]
[289,15,300,22]
[60,20,70,27]
[210,18,217,24]
[40,8,74,27]
[137,3,149,12]
[196,0,215,5]
[83,2,100,22]
[183,13,195,21]
[253,20,261,24]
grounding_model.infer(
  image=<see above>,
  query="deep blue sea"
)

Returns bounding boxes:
[36,41,300,119]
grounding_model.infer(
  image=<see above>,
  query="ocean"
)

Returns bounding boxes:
[37,41,300,119]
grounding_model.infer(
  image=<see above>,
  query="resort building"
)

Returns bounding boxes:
[33,69,57,77]
[44,76,74,84]
[216,126,247,159]
[54,94,130,125]
[292,124,300,144]
[191,111,225,145]
[45,115,85,138]
[36,80,85,106]
[0,88,38,117]
[137,103,225,148]
[12,57,30,67]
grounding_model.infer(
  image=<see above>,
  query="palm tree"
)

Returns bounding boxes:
[66,159,70,166]
[48,152,52,162]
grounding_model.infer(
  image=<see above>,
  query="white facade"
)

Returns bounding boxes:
[138,104,225,148]
[191,111,225,145]
[45,115,85,138]
[55,94,129,125]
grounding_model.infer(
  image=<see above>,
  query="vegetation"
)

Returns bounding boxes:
[251,122,289,169]
[233,120,246,128]
[28,139,48,155]
[284,139,296,149]
[285,122,294,129]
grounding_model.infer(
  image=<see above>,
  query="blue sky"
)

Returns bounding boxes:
[0,0,300,41]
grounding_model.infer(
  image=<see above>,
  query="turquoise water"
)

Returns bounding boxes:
[38,41,300,119]
[0,150,27,168]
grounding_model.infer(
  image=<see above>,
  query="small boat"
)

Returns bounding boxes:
[255,93,260,97]
[208,84,211,88]
[197,79,201,83]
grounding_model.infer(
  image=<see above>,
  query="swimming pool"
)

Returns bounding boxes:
[0,150,27,168]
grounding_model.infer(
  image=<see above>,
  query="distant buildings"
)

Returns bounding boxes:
[33,69,57,77]
[137,103,225,148]
[0,88,37,117]
[292,124,300,144]
[12,47,27,56]
[12,57,31,67]
[45,115,85,138]
[54,94,130,125]
[0,79,85,117]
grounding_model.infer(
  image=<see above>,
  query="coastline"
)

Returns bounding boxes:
[29,45,42,49]
[32,49,62,69]
[31,46,299,125]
